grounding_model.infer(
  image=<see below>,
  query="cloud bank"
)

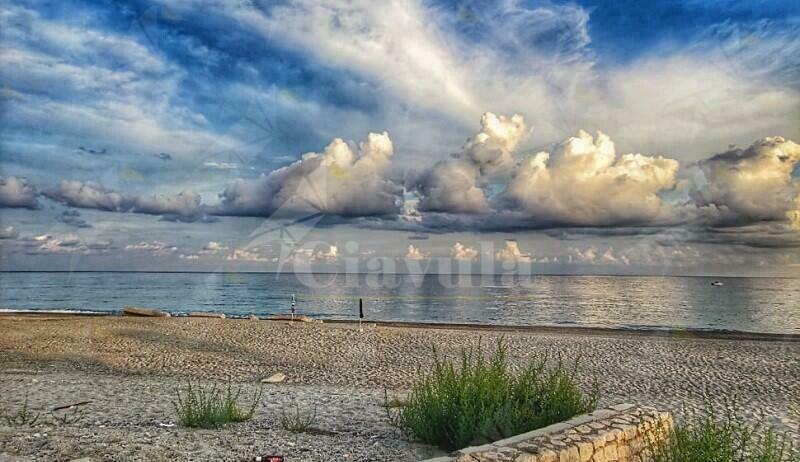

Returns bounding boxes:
[42,181,206,221]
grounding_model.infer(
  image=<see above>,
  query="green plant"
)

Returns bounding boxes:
[2,391,40,426]
[644,404,798,462]
[280,402,318,433]
[171,380,262,428]
[391,339,597,451]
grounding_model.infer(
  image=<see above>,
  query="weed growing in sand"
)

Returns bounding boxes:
[390,338,597,451]
[280,402,318,433]
[644,404,798,462]
[172,380,263,428]
[51,406,85,425]
[2,390,40,426]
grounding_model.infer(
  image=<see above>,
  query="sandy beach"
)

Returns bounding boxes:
[0,315,798,461]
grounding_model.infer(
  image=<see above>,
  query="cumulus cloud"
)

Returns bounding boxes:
[226,248,271,262]
[691,136,800,226]
[44,181,130,211]
[502,130,681,227]
[132,191,202,218]
[464,113,528,175]
[0,176,39,209]
[495,240,532,263]
[413,112,525,214]
[415,160,489,214]
[312,244,338,262]
[451,242,478,261]
[405,244,428,260]
[203,241,229,252]
[124,241,177,254]
[0,226,20,239]
[28,234,81,254]
[569,246,630,265]
[218,132,401,217]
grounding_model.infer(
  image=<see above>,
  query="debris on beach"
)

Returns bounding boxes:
[188,312,226,319]
[261,372,287,384]
[122,306,171,317]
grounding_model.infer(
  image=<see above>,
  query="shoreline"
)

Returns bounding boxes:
[1,310,798,342]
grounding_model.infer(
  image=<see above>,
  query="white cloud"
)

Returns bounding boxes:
[569,246,629,265]
[495,240,532,263]
[416,160,488,214]
[405,244,428,260]
[44,181,129,212]
[226,248,271,262]
[0,226,19,240]
[235,0,479,123]
[218,132,401,217]
[312,244,338,262]
[132,191,202,218]
[451,242,478,261]
[0,176,39,209]
[503,130,681,226]
[692,136,800,226]
[464,113,528,175]
[43,180,205,219]
[218,0,800,162]
[17,234,112,255]
[124,241,177,254]
[203,241,229,252]
[414,112,525,214]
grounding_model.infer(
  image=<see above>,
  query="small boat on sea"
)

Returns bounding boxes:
[711,281,724,287]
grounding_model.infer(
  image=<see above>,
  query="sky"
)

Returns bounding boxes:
[1,0,799,275]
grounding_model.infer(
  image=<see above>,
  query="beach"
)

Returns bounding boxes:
[0,315,798,461]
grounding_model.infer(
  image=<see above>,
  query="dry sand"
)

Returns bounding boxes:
[0,315,798,461]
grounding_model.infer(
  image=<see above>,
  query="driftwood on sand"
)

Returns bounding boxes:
[122,306,171,317]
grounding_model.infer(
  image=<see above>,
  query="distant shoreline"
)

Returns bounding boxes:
[2,310,797,343]
[1,270,798,279]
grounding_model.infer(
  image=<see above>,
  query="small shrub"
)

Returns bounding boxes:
[2,391,40,426]
[52,407,85,425]
[391,339,597,451]
[280,402,317,433]
[645,404,798,462]
[172,380,262,428]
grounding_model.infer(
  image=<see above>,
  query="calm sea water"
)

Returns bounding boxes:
[1,272,798,334]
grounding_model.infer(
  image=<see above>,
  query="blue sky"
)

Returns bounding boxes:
[1,0,799,275]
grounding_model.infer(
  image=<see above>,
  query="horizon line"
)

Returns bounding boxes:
[0,270,796,279]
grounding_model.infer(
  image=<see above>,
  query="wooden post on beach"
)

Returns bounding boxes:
[359,298,363,332]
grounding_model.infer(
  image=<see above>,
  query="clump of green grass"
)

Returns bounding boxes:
[391,339,597,451]
[645,404,798,462]
[280,402,318,433]
[171,380,263,428]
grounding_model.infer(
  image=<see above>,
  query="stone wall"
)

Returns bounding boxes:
[421,404,672,462]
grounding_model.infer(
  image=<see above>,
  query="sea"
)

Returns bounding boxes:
[1,272,798,334]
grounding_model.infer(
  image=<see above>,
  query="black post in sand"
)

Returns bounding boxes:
[359,298,364,331]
